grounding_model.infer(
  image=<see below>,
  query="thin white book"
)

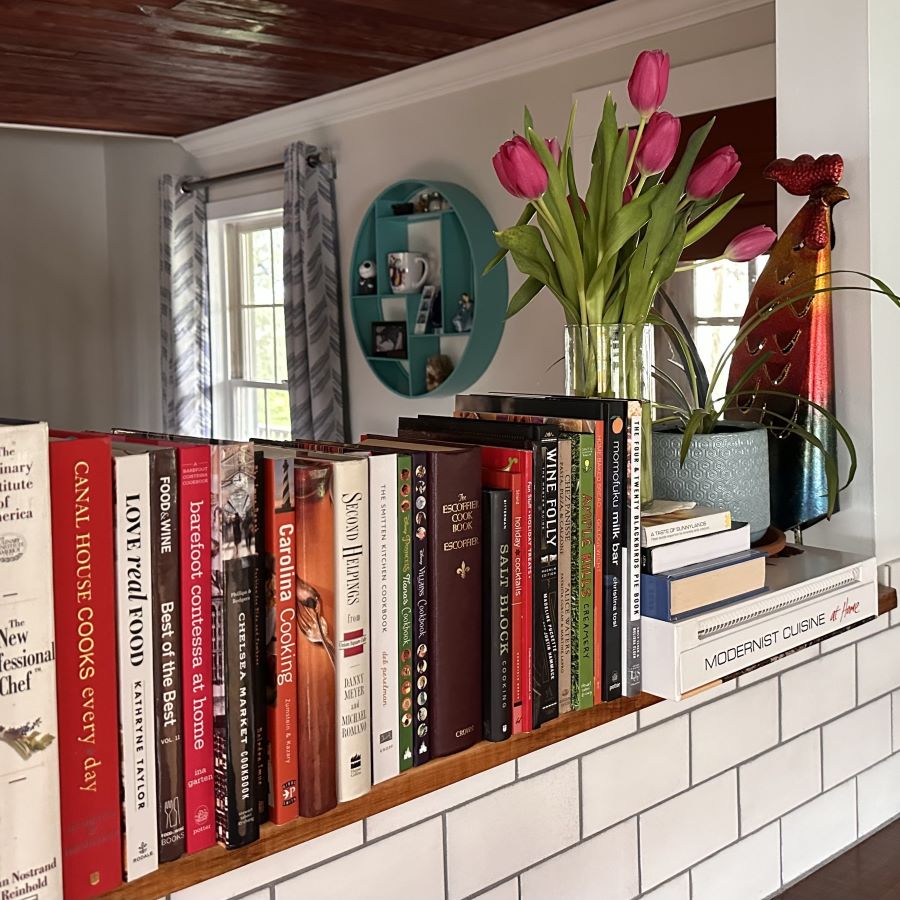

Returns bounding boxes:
[557,438,572,715]
[333,457,372,802]
[641,522,751,574]
[0,422,63,900]
[367,453,399,784]
[642,546,877,700]
[113,451,159,880]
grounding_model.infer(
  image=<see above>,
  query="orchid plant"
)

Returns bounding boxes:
[487,50,776,328]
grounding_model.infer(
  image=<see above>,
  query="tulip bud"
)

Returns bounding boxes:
[635,112,681,176]
[723,225,776,262]
[546,137,562,165]
[628,50,670,118]
[492,135,549,200]
[686,146,741,200]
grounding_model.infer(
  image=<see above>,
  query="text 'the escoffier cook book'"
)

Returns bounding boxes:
[361,436,484,757]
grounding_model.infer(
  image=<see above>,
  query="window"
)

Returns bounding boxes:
[209,211,292,441]
[660,257,767,389]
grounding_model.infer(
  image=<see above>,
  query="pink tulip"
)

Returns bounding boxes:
[628,50,670,118]
[623,183,634,204]
[686,146,741,200]
[636,111,681,176]
[492,135,548,200]
[724,225,777,262]
[547,137,562,165]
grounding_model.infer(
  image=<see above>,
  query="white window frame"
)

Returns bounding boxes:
[208,191,288,441]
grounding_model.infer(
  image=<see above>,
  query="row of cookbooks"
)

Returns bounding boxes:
[0,392,643,900]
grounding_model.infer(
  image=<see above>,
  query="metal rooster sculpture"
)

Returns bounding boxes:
[726,154,848,532]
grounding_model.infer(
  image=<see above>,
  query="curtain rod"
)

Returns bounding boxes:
[179,151,323,194]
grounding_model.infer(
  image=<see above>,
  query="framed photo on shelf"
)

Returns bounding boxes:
[372,321,408,358]
[413,285,438,335]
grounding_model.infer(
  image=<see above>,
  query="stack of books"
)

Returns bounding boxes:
[639,504,877,699]
[639,504,764,622]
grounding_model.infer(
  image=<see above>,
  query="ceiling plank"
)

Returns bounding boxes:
[0,0,606,135]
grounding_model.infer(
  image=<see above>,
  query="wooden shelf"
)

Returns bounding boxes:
[99,583,898,900]
[100,694,660,899]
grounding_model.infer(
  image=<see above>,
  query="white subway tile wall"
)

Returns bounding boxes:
[639,771,738,890]
[156,615,900,900]
[690,823,781,900]
[690,679,779,782]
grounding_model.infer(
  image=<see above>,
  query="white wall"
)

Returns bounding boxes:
[0,128,194,430]
[183,4,775,440]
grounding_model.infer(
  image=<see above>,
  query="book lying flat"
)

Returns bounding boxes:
[641,550,767,621]
[642,546,877,699]
[641,522,751,574]
[640,506,731,548]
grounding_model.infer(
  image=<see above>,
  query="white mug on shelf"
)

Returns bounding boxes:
[388,251,430,294]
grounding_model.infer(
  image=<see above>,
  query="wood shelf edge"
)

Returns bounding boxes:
[100,585,898,900]
[99,694,659,899]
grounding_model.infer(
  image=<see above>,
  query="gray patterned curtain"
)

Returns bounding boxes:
[283,142,346,441]
[159,175,212,437]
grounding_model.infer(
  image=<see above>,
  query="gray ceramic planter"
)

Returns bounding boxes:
[652,423,770,542]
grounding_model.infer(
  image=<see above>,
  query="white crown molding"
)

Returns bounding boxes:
[178,0,772,163]
[0,121,173,141]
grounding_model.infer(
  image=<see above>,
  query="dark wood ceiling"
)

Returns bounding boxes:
[0,0,606,136]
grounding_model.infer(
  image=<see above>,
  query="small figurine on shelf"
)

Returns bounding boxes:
[451,292,474,333]
[357,260,377,295]
[427,191,446,211]
[426,354,454,391]
[415,192,430,213]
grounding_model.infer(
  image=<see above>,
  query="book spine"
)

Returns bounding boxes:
[264,457,299,824]
[0,424,63,900]
[533,436,559,726]
[624,401,642,696]
[483,489,512,741]
[411,453,431,765]
[557,438,572,715]
[114,453,159,880]
[509,473,525,734]
[51,437,122,900]
[522,455,534,733]
[294,461,337,817]
[396,456,414,772]
[333,459,371,802]
[602,403,625,701]
[574,435,594,710]
[252,453,268,824]
[429,450,483,757]
[178,446,215,853]
[150,450,186,861]
[593,420,604,704]
[370,455,399,784]
[211,444,259,848]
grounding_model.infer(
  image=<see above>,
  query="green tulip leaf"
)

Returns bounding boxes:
[684,194,744,248]
[484,203,534,274]
[506,276,544,318]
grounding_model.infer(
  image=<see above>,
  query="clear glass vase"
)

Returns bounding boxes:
[564,323,654,507]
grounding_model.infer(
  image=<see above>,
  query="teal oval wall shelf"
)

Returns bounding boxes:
[349,179,508,398]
